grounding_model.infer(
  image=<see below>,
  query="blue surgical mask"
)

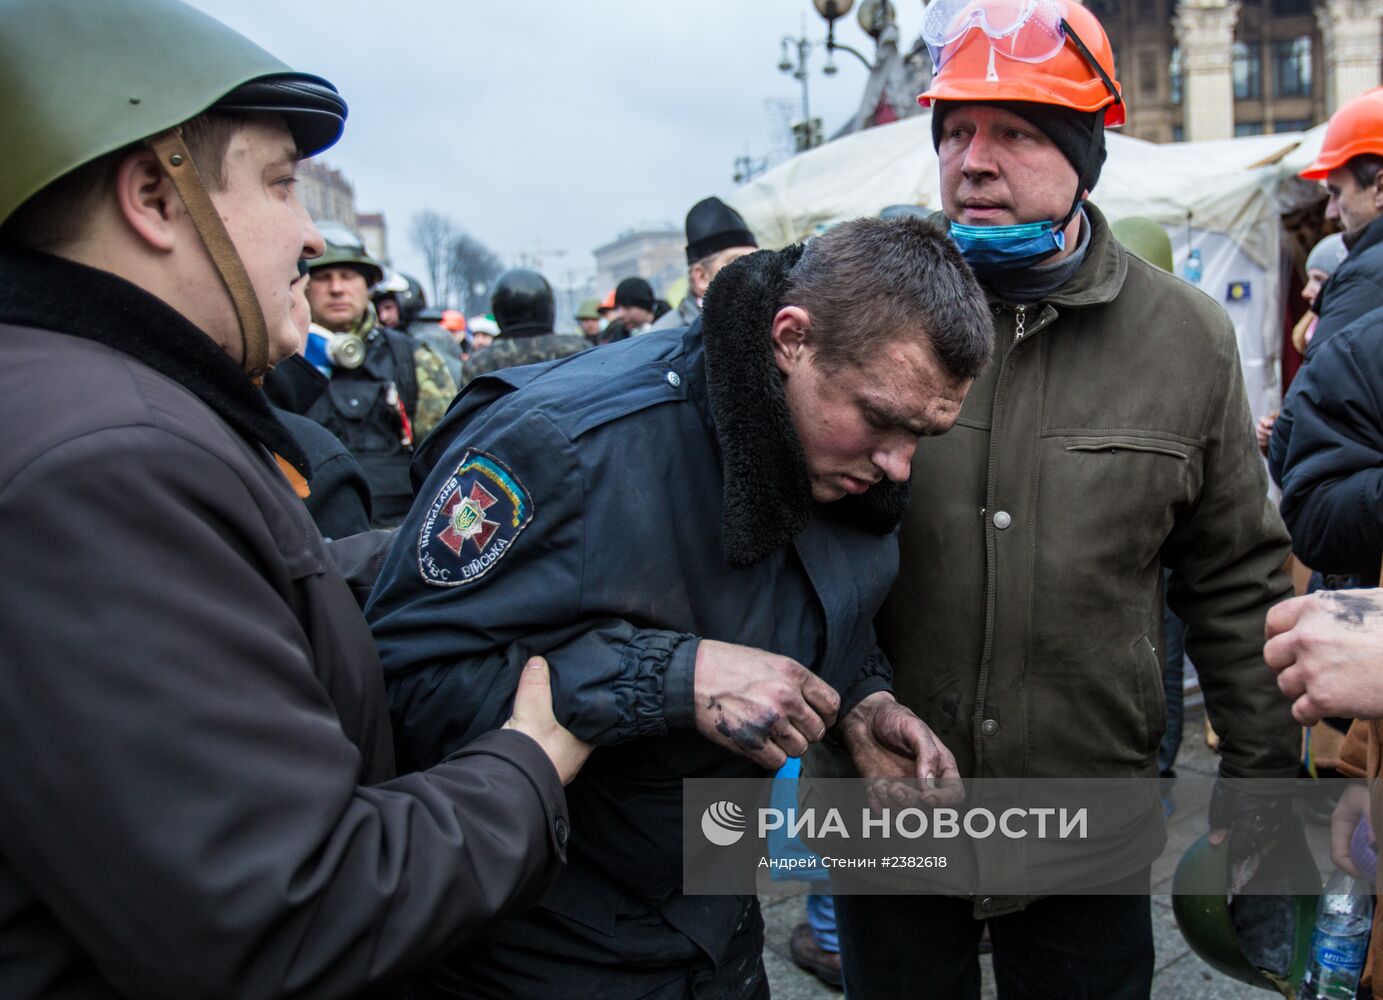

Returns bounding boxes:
[948,220,1066,269]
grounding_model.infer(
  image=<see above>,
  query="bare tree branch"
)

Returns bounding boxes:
[448,233,505,314]
[408,210,457,305]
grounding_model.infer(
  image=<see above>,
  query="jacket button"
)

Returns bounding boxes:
[993,510,1011,530]
[665,370,682,388]
[980,896,995,911]
[554,815,569,847]
[981,718,999,737]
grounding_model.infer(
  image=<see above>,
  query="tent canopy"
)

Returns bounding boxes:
[725,112,1322,271]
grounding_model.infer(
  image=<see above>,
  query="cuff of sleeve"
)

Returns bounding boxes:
[839,677,893,723]
[621,630,698,737]
[445,729,571,860]
[663,635,699,729]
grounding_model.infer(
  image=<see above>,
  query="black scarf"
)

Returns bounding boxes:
[0,248,309,475]
[700,246,910,569]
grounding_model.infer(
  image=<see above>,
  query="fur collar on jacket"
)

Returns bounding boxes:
[0,248,309,475]
[700,245,909,569]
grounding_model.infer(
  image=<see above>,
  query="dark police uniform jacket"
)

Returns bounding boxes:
[367,247,902,997]
[0,250,568,1000]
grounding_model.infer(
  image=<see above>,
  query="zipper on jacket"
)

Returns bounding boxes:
[1013,305,1027,343]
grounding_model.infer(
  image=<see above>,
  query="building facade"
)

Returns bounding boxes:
[356,212,390,267]
[298,160,357,230]
[592,227,684,300]
[296,160,392,269]
[1084,0,1382,142]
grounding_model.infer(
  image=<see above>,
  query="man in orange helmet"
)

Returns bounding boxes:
[1267,89,1383,607]
[808,3,1298,996]
[1292,87,1383,353]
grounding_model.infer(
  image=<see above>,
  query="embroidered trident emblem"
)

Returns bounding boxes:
[438,481,501,556]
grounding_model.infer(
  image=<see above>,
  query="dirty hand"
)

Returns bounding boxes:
[842,692,964,808]
[1265,590,1383,725]
[693,639,839,769]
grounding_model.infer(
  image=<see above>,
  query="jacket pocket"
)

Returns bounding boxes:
[1043,434,1193,572]
[1063,435,1189,460]
[1132,635,1166,758]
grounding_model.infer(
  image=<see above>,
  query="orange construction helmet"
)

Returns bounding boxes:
[439,309,466,333]
[1299,87,1383,180]
[599,288,617,312]
[919,0,1124,127]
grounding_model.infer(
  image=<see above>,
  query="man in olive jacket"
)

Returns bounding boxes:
[816,5,1298,998]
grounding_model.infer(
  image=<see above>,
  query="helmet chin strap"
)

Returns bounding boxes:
[146,126,272,380]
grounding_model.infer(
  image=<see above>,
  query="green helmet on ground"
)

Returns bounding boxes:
[1172,825,1320,994]
[310,221,385,287]
[0,0,346,228]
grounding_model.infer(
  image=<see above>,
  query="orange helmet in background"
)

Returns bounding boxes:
[919,0,1124,127]
[1299,87,1383,180]
[439,309,466,333]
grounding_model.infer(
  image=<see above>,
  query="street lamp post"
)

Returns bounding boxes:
[778,32,818,151]
[813,0,868,70]
[778,0,893,153]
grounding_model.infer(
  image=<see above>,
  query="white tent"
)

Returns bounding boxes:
[724,113,1328,423]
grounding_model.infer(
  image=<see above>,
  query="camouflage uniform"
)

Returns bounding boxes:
[460,331,589,387]
[412,341,459,441]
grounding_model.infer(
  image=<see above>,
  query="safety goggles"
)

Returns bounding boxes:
[923,0,1069,69]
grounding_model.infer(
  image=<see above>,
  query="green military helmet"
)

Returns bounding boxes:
[575,298,601,321]
[1172,826,1320,994]
[0,0,347,228]
[310,221,384,287]
[1110,216,1175,274]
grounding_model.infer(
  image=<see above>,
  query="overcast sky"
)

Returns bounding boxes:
[185,0,923,293]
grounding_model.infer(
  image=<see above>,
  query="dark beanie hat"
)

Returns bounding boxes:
[614,276,656,312]
[931,99,1107,197]
[685,196,757,264]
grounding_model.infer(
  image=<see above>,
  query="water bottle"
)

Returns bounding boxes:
[1184,247,1203,285]
[1301,868,1374,999]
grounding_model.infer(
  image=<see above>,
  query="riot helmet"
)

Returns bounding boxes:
[490,268,556,333]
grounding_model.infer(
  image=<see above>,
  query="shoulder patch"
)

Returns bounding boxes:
[418,451,533,587]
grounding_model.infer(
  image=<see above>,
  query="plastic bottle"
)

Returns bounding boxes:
[1184,247,1203,285]
[1301,868,1374,999]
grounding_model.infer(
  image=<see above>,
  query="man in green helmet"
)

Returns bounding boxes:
[0,1,588,996]
[299,224,459,526]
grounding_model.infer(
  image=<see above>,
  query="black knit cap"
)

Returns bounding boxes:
[685,197,757,265]
[931,99,1107,210]
[614,276,655,312]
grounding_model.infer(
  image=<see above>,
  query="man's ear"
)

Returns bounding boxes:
[1373,170,1383,212]
[769,305,811,374]
[690,261,710,296]
[113,149,181,252]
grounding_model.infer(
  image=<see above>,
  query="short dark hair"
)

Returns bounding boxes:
[781,216,994,380]
[1348,153,1383,191]
[0,111,246,254]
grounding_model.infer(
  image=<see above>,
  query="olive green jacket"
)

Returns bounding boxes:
[887,204,1295,781]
